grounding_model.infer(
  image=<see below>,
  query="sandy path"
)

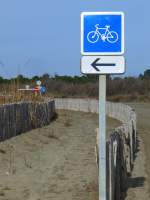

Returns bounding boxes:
[125,103,150,200]
[0,110,120,200]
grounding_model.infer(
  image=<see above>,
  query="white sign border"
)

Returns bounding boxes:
[81,56,126,75]
[81,12,125,56]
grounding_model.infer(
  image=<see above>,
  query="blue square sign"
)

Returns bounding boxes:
[81,12,124,55]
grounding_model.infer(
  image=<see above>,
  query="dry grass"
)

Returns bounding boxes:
[0,93,45,104]
[0,84,45,104]
[107,94,150,102]
[1,81,150,104]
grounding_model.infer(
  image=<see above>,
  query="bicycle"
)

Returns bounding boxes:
[87,24,118,44]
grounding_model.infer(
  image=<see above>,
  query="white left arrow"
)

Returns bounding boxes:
[81,56,125,74]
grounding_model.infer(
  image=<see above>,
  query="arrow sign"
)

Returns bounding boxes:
[91,58,116,71]
[81,56,125,74]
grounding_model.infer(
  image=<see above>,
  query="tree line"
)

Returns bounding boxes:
[1,69,150,84]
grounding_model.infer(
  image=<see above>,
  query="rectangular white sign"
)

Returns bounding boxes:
[81,56,125,74]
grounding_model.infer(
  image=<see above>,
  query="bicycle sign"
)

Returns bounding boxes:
[87,24,118,44]
[81,12,124,55]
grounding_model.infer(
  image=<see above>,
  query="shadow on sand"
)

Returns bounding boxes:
[123,135,145,199]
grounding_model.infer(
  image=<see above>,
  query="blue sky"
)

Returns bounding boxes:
[0,0,149,78]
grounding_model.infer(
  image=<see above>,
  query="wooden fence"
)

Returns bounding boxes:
[55,98,136,200]
[0,100,55,141]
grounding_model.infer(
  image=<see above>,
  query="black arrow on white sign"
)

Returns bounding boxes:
[91,58,116,71]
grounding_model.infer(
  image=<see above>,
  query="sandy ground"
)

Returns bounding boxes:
[0,110,120,200]
[125,103,150,200]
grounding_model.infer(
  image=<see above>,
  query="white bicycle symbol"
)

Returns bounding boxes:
[87,24,118,44]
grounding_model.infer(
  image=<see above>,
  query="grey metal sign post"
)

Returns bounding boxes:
[99,75,106,200]
[81,12,125,200]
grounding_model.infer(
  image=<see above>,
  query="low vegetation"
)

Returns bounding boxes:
[0,69,150,103]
